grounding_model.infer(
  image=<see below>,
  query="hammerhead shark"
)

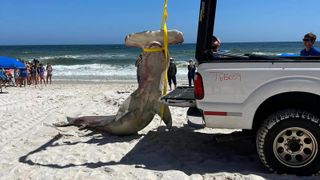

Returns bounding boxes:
[54,30,184,135]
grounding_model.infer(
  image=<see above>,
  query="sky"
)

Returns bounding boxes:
[0,0,320,45]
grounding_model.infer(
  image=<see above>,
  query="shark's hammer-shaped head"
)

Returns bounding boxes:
[125,29,184,49]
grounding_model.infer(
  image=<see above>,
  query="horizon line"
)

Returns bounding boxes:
[0,41,308,46]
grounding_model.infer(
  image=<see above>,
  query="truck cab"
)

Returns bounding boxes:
[162,0,320,176]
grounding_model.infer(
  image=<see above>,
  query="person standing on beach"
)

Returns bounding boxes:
[14,68,20,86]
[167,57,177,91]
[30,64,37,86]
[33,59,40,84]
[20,66,27,87]
[135,54,143,83]
[46,63,53,84]
[39,64,46,85]
[26,62,31,85]
[36,65,41,84]
[300,33,320,56]
[187,59,196,87]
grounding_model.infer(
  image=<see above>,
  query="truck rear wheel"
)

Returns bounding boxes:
[256,109,320,175]
[187,107,205,129]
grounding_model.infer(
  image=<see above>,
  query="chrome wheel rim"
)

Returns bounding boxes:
[273,127,318,168]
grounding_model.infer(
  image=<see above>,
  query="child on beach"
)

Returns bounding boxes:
[301,33,320,56]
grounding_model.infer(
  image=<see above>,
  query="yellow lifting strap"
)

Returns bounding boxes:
[143,0,169,120]
[160,0,169,97]
[143,48,164,53]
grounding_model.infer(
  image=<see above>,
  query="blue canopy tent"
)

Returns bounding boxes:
[0,56,25,93]
[0,56,26,69]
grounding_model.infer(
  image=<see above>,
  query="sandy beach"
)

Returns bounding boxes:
[0,82,317,180]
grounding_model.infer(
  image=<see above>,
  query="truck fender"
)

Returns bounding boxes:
[243,76,320,129]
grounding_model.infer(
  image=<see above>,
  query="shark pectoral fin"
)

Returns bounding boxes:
[155,103,172,129]
[79,124,88,130]
[67,117,77,124]
[53,121,72,127]
[52,117,77,127]
[65,116,116,128]
[116,95,134,118]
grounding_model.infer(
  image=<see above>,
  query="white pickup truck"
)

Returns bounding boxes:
[162,0,320,176]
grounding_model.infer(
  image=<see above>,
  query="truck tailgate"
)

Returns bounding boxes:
[161,86,196,107]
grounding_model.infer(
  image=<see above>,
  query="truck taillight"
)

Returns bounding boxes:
[194,72,204,100]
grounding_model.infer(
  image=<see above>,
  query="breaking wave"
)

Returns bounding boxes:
[54,63,189,81]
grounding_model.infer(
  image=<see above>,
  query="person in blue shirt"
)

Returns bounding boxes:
[300,33,320,56]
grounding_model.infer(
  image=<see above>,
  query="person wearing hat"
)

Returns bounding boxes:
[209,35,223,59]
[212,35,221,53]
[167,57,177,91]
[187,59,196,87]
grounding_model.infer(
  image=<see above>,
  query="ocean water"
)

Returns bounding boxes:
[0,42,305,81]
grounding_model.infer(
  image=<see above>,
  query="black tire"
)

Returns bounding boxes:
[256,109,320,176]
[187,119,205,129]
[187,107,205,129]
